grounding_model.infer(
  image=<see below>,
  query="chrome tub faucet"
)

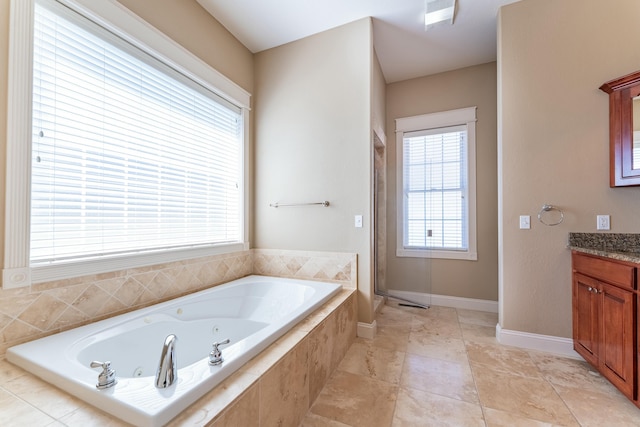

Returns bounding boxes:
[155,334,178,388]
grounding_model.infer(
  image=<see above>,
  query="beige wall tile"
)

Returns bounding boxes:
[208,383,259,427]
[259,341,309,427]
[307,317,334,404]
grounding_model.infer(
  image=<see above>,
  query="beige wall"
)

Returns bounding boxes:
[0,0,253,276]
[116,0,253,94]
[254,18,375,323]
[498,0,640,337]
[385,62,499,301]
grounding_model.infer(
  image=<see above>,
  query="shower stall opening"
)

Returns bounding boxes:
[372,131,431,310]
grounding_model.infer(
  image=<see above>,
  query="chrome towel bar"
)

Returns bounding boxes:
[270,201,330,208]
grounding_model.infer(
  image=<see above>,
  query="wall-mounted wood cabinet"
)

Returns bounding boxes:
[600,70,640,187]
[572,252,638,402]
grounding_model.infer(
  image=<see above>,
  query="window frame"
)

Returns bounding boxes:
[395,107,477,261]
[3,0,251,289]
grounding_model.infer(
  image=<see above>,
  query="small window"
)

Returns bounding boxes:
[396,107,477,260]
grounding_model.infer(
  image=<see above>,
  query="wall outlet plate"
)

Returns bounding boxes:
[519,215,530,229]
[597,215,610,230]
[354,215,363,228]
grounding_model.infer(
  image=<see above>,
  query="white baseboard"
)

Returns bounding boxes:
[386,289,498,313]
[496,324,583,359]
[357,320,377,339]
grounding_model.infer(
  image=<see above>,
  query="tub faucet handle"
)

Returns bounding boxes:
[209,339,230,366]
[90,360,117,390]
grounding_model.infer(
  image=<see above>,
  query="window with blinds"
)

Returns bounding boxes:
[403,126,467,250]
[396,107,477,261]
[30,0,243,265]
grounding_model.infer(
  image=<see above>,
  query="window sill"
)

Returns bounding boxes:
[24,242,250,287]
[396,248,478,261]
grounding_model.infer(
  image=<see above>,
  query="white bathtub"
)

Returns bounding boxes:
[7,275,341,427]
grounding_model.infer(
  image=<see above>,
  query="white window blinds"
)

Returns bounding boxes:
[31,0,243,265]
[403,125,468,251]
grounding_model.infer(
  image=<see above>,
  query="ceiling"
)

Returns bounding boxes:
[195,0,520,83]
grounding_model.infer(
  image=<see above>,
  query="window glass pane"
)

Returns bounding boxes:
[31,0,242,265]
[403,126,467,251]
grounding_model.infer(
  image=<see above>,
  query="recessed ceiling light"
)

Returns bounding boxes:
[425,0,456,28]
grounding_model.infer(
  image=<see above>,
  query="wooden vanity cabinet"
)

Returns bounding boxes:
[572,252,637,401]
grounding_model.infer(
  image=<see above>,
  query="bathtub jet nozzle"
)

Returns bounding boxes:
[155,334,178,388]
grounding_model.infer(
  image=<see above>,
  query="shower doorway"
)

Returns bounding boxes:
[373,131,431,309]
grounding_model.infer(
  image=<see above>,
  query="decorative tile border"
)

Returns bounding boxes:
[252,249,356,288]
[0,249,356,357]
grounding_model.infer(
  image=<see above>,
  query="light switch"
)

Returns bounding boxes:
[519,215,530,229]
[354,215,363,228]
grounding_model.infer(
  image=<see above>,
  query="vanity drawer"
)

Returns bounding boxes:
[572,252,636,290]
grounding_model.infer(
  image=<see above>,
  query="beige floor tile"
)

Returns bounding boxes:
[526,351,618,395]
[301,412,352,427]
[411,316,462,339]
[0,387,57,427]
[483,407,559,426]
[376,305,414,327]
[457,308,498,327]
[390,302,457,322]
[338,340,405,384]
[392,386,485,427]
[553,384,640,427]
[418,305,459,321]
[472,366,579,426]
[406,329,468,363]
[401,353,478,404]
[4,373,83,419]
[466,341,541,378]
[0,358,26,385]
[370,324,411,352]
[460,322,499,345]
[309,370,398,427]
[57,406,132,426]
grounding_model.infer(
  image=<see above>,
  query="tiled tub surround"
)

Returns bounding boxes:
[0,287,357,426]
[568,232,640,262]
[0,249,356,357]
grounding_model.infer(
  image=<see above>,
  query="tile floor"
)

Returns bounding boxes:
[302,300,640,426]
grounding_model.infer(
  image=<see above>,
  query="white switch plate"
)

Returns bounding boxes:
[597,215,610,230]
[354,215,363,228]
[519,215,530,229]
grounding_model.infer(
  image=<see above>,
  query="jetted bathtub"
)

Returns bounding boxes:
[7,275,341,427]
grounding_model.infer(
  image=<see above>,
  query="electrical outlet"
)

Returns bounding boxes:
[597,215,610,230]
[519,215,530,229]
[354,215,363,228]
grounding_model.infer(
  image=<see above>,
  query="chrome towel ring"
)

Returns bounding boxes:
[537,204,564,226]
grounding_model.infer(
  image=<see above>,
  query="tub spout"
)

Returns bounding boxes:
[155,334,178,388]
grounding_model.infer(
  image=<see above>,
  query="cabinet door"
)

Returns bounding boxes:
[600,282,636,399]
[573,273,600,366]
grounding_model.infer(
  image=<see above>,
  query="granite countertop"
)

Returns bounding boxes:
[568,232,640,264]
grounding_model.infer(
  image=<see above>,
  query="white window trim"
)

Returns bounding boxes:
[395,107,477,261]
[3,0,251,288]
